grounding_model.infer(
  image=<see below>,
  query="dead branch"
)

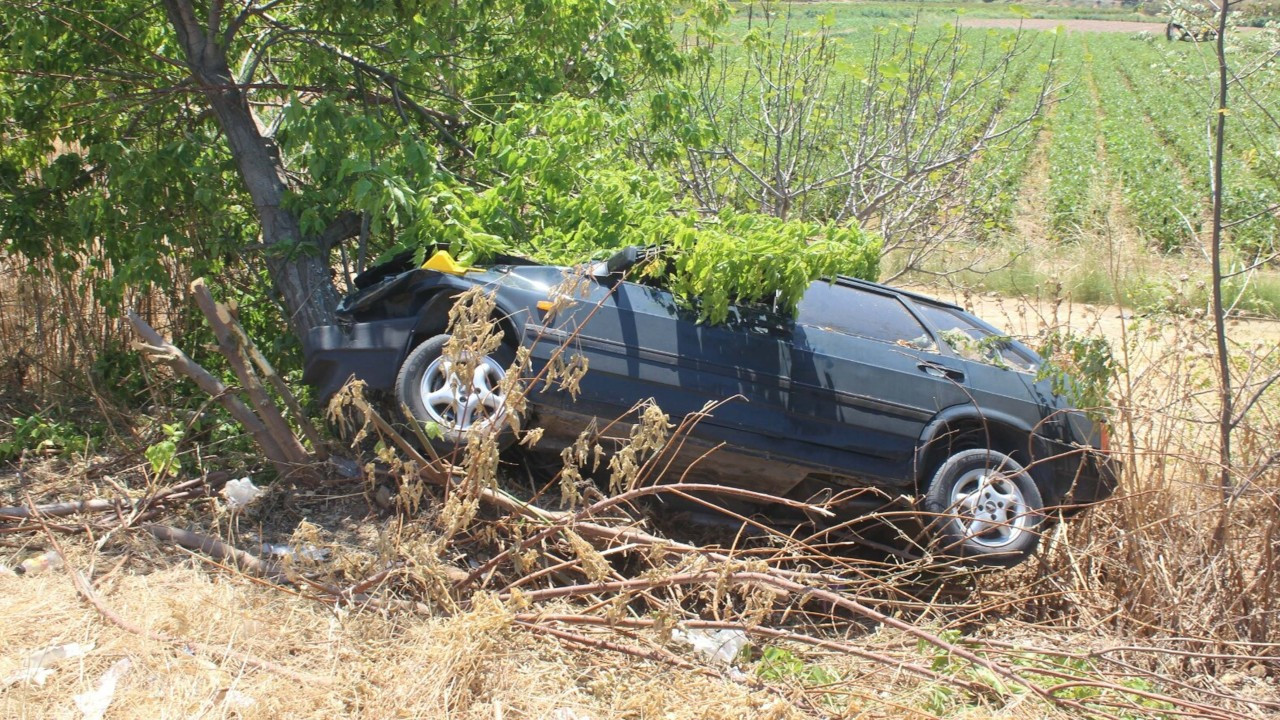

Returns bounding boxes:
[0,498,128,521]
[126,309,296,477]
[139,523,282,580]
[518,612,985,693]
[0,474,229,523]
[190,279,311,467]
[23,496,332,687]
[230,314,328,460]
[516,619,700,671]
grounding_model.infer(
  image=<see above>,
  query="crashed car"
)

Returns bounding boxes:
[304,247,1117,566]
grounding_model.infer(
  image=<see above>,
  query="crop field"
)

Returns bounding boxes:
[713,1,1280,314]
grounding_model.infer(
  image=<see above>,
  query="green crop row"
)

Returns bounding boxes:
[965,31,1057,235]
[1091,45,1203,252]
[712,10,1274,258]
[1044,43,1103,241]
[1101,36,1280,256]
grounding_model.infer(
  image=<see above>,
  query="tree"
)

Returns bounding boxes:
[1166,0,1280,504]
[0,0,696,340]
[638,5,1053,278]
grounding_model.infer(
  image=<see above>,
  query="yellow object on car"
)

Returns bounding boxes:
[422,250,470,275]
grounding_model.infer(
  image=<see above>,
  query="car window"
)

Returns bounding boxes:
[797,282,931,346]
[911,302,1038,371]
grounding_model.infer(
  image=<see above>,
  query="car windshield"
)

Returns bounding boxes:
[911,302,1038,372]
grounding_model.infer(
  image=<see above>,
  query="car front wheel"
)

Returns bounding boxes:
[923,448,1044,567]
[394,333,518,453]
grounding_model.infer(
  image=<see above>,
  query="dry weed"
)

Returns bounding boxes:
[930,281,1280,674]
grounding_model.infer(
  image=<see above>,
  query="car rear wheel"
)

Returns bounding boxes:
[923,449,1043,567]
[394,333,519,453]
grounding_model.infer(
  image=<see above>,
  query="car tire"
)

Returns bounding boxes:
[923,449,1044,567]
[394,333,519,455]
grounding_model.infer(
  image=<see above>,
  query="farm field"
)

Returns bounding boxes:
[961,16,1280,314]
[728,2,1280,317]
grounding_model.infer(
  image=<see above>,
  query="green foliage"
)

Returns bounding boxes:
[756,646,842,707]
[661,213,878,322]
[0,0,875,362]
[1037,331,1115,420]
[913,632,1177,718]
[0,414,87,461]
[0,0,254,305]
[0,0,705,314]
[1089,46,1201,252]
[1099,35,1280,257]
[368,98,879,324]
[144,422,184,478]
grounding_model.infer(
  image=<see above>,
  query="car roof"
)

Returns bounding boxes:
[832,275,965,311]
[480,246,966,313]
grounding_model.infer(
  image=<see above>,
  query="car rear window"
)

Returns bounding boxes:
[911,302,1038,371]
[798,282,930,345]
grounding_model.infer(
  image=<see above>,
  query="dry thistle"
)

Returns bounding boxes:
[520,427,545,448]
[326,379,375,448]
[607,402,672,494]
[558,424,600,508]
[542,351,589,397]
[564,528,612,583]
[444,288,504,368]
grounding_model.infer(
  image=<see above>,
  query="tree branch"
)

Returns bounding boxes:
[224,0,290,48]
[285,35,470,153]
[207,0,223,46]
[317,210,363,253]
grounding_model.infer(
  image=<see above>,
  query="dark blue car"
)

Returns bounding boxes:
[304,247,1117,567]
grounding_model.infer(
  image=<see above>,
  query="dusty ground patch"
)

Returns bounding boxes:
[0,560,801,720]
[959,18,1166,33]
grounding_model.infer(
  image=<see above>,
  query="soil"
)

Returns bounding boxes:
[960,17,1264,35]
[959,18,1167,33]
[910,284,1280,349]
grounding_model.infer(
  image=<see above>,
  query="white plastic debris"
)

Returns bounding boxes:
[259,543,330,562]
[73,657,131,720]
[17,550,63,576]
[672,628,749,664]
[547,709,592,720]
[218,688,256,710]
[222,477,263,510]
[2,642,95,687]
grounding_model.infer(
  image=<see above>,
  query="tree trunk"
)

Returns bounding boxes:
[1209,0,1232,503]
[161,0,341,340]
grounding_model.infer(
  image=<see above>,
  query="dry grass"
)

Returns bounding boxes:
[4,305,1278,719]
[0,559,803,720]
[923,280,1280,657]
[3,518,1220,720]
[904,120,1280,667]
[0,254,195,407]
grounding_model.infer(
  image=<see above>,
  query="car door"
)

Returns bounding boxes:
[526,277,795,454]
[787,281,971,485]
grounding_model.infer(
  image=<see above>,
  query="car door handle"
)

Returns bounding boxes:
[918,361,964,383]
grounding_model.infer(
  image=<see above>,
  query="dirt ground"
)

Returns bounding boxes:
[910,285,1280,349]
[959,18,1166,33]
